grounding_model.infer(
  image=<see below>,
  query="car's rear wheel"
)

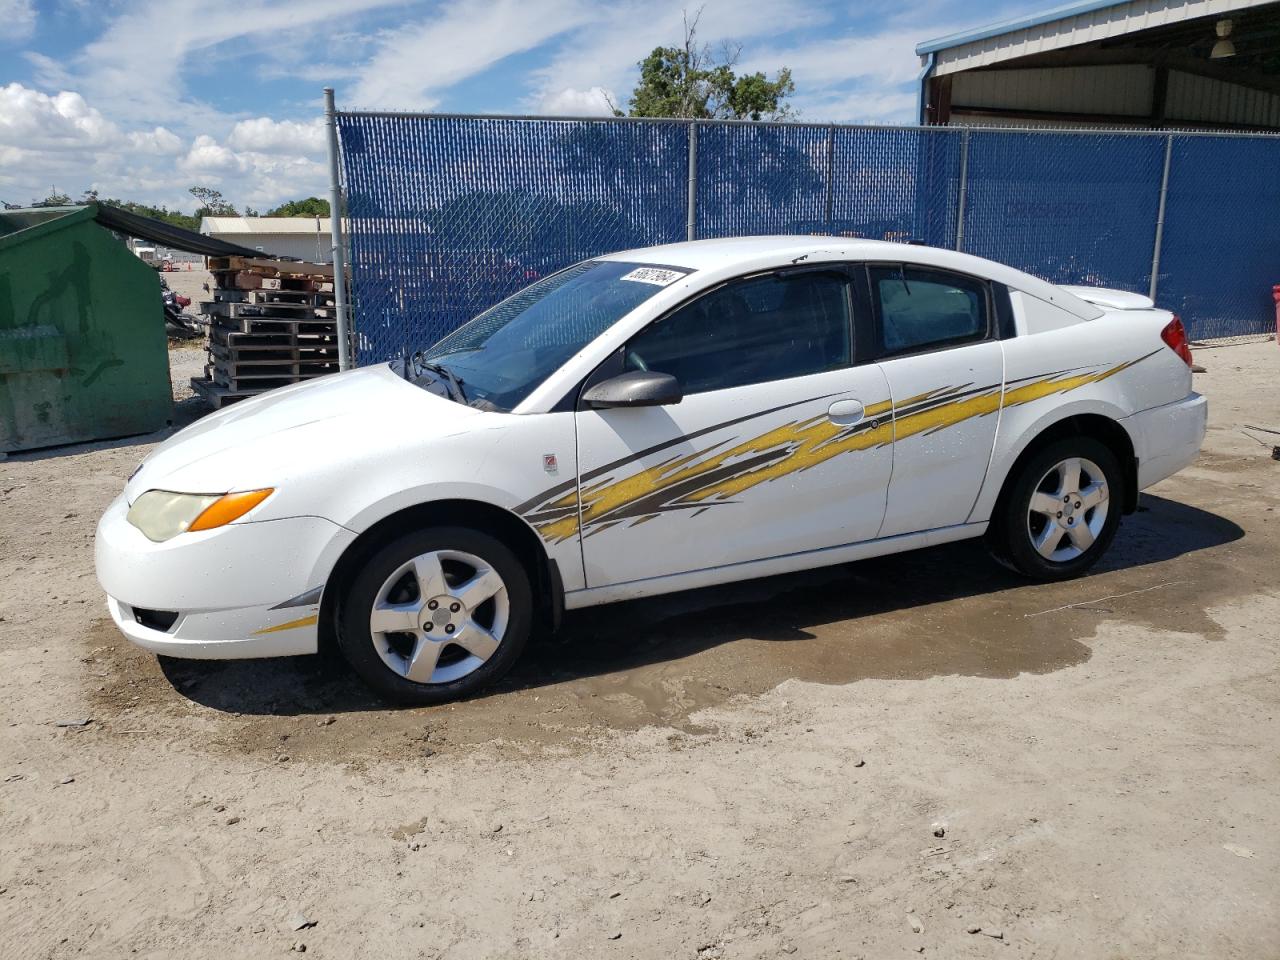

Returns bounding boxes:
[338,526,532,705]
[989,437,1123,581]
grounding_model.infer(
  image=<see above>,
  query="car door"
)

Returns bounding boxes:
[864,263,1005,538]
[568,266,894,588]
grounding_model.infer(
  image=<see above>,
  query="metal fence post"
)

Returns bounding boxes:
[324,87,353,371]
[1149,134,1174,303]
[955,128,971,252]
[824,125,836,234]
[686,123,698,241]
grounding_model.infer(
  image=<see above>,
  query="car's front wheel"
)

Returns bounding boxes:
[989,437,1123,581]
[338,526,532,705]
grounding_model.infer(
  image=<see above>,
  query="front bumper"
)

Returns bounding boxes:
[1122,392,1208,491]
[95,493,356,659]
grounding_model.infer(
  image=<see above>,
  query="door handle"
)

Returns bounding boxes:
[827,399,865,425]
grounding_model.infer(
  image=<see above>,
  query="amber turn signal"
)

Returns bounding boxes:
[188,488,275,531]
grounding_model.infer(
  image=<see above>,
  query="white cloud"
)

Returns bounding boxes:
[0,83,117,147]
[0,82,323,211]
[234,154,328,210]
[523,0,830,117]
[178,132,328,210]
[180,134,246,175]
[70,0,401,127]
[732,25,936,124]
[0,0,36,44]
[350,0,598,110]
[537,86,616,116]
[800,89,921,125]
[0,0,1007,210]
[128,126,183,154]
[226,117,325,155]
[22,51,70,88]
[0,0,378,207]
[742,28,927,90]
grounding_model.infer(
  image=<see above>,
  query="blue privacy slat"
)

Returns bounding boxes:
[1156,135,1280,339]
[336,115,687,364]
[335,113,1280,363]
[961,130,1166,294]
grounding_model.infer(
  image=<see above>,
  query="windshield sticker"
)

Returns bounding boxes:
[620,267,686,286]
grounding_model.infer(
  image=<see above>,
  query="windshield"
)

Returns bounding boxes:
[419,260,690,411]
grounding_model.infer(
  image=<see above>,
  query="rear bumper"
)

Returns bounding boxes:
[1121,392,1208,490]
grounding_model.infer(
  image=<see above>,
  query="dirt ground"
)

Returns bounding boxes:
[1,337,1277,960]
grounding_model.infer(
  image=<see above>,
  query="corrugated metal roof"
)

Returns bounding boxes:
[917,0,1273,75]
[200,216,330,235]
[917,0,1129,54]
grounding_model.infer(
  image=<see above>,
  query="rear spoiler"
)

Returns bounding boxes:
[1058,286,1156,311]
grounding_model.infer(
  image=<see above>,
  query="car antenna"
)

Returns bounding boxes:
[791,253,809,264]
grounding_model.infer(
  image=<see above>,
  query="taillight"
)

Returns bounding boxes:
[1161,316,1193,367]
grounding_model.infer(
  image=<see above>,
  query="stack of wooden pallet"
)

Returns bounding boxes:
[191,257,341,409]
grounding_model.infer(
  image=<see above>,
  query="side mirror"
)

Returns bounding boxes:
[581,370,682,409]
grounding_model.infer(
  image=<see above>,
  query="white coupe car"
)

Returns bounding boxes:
[96,237,1206,704]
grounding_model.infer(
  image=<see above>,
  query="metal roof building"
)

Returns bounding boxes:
[916,0,1280,129]
[200,216,334,263]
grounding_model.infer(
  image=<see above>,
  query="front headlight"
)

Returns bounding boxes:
[126,489,274,542]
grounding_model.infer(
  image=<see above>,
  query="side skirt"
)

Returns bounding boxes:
[563,521,989,610]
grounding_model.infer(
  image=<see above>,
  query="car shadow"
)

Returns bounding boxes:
[159,493,1245,717]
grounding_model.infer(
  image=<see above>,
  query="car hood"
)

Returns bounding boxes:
[127,364,481,499]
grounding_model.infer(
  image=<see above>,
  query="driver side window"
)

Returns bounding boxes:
[626,270,853,394]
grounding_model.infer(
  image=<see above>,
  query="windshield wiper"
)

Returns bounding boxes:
[419,360,468,404]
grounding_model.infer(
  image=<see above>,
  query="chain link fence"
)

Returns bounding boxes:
[961,130,1168,293]
[334,111,1280,364]
[1158,134,1280,339]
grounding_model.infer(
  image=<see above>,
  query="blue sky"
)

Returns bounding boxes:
[1,0,1048,211]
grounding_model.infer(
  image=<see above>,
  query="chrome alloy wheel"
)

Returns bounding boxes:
[368,550,509,685]
[1026,456,1110,563]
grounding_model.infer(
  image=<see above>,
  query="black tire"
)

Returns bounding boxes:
[338,526,532,705]
[987,436,1124,581]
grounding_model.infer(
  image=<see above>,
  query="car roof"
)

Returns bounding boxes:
[599,236,1104,320]
[600,235,864,271]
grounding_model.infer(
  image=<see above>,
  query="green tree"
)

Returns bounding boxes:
[189,185,238,217]
[617,9,795,121]
[265,196,330,218]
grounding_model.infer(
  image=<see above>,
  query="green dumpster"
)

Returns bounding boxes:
[0,204,171,453]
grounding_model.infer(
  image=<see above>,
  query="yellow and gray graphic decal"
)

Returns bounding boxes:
[254,613,319,635]
[253,586,323,635]
[519,352,1156,543]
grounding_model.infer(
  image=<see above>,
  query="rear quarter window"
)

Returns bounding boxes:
[869,265,990,356]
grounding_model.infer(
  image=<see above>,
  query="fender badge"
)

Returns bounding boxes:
[543,454,559,474]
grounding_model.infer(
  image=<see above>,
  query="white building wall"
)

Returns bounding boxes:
[205,232,333,263]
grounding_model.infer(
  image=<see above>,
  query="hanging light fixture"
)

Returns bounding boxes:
[1210,18,1235,59]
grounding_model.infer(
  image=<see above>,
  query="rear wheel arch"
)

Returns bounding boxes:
[318,499,562,658]
[991,414,1139,528]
